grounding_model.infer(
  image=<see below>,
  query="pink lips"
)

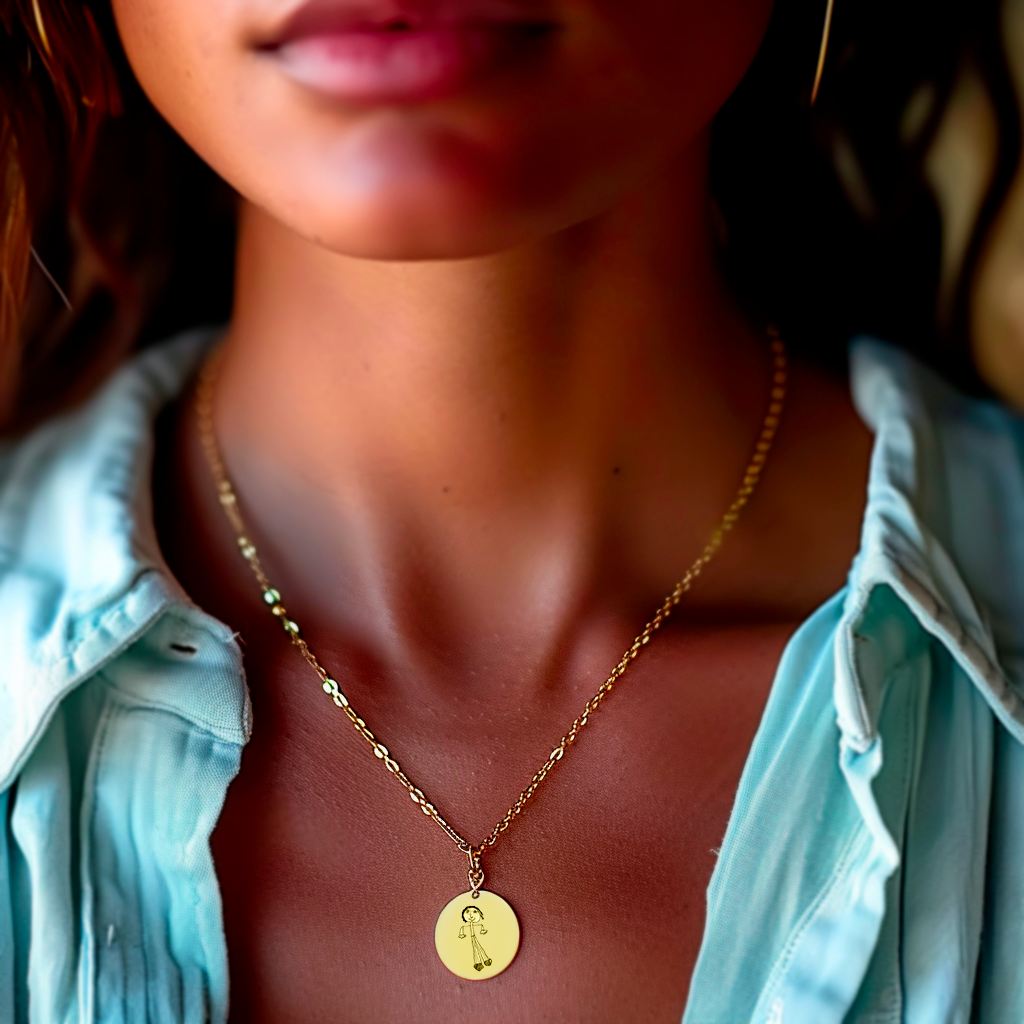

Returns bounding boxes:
[263,2,557,102]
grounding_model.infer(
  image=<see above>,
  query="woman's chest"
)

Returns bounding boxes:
[211,621,791,1023]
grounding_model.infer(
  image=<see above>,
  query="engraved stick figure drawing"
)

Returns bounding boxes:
[458,905,492,971]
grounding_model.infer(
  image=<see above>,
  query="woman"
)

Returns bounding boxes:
[1,0,1022,1021]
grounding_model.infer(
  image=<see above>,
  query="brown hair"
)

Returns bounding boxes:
[0,0,234,433]
[1,0,122,426]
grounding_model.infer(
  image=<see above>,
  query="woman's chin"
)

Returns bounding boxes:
[260,123,574,260]
[289,205,546,262]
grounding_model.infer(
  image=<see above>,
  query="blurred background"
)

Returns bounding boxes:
[710,0,1024,406]
[936,0,1024,406]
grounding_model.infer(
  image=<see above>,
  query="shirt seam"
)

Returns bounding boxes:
[93,671,247,748]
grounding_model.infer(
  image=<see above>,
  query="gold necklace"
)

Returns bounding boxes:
[195,333,788,981]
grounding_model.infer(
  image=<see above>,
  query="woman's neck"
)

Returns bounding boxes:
[205,133,827,676]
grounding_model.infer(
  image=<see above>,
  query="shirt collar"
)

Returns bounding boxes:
[839,338,1024,750]
[1,332,1022,790]
[0,328,249,792]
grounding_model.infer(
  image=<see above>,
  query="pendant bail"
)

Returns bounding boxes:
[466,846,485,898]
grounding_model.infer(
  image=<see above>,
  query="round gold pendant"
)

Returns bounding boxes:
[434,890,520,980]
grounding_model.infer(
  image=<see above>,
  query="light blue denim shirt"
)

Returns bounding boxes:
[1,329,1023,1023]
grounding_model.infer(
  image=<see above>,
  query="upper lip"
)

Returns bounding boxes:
[261,0,558,46]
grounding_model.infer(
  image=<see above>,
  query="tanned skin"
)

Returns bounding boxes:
[127,0,874,1018]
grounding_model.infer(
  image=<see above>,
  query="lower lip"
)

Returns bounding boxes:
[271,26,552,103]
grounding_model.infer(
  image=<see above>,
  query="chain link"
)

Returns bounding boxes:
[196,332,788,885]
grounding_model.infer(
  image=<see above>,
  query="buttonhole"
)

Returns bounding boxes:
[106,924,116,946]
[170,643,198,655]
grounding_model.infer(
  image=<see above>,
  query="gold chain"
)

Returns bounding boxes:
[195,333,788,894]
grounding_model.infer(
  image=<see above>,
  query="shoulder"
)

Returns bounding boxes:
[0,328,215,603]
[851,338,1024,505]
[851,339,1024,642]
[845,338,1024,744]
[0,328,217,791]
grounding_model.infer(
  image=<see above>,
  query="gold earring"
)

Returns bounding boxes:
[810,0,835,106]
[31,0,53,59]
